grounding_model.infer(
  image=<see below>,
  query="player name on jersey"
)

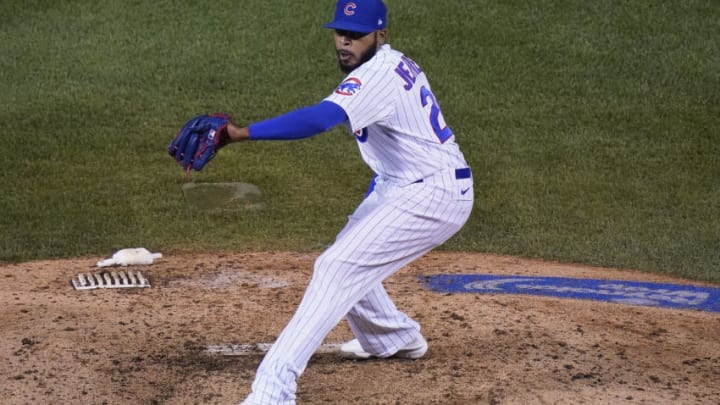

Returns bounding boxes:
[394,55,423,91]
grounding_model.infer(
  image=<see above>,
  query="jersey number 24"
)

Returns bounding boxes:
[420,86,453,143]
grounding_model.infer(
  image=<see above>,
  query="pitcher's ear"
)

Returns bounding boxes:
[377,29,387,44]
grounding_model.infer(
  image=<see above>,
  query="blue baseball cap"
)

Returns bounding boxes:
[323,0,387,34]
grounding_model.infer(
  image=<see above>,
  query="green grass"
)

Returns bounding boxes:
[1,1,718,282]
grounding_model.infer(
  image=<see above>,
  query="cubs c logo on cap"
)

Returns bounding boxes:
[344,2,357,16]
[335,77,362,96]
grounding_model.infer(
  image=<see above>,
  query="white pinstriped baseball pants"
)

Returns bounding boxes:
[241,167,473,405]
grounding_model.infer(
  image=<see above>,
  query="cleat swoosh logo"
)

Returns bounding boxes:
[460,187,471,195]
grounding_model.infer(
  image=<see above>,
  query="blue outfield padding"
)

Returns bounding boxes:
[420,274,720,313]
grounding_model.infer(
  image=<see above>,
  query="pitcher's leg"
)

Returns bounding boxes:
[242,250,425,403]
[242,202,449,402]
[242,269,353,404]
[342,184,474,358]
[242,183,472,404]
[345,284,422,357]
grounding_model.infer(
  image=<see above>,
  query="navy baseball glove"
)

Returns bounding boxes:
[167,113,231,171]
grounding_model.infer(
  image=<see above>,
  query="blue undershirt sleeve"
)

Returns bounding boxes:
[248,101,348,141]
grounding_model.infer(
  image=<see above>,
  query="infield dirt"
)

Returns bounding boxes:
[1,251,718,404]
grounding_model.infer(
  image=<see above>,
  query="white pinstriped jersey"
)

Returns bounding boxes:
[324,44,468,183]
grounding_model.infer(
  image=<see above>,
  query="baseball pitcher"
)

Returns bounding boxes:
[168,1,474,403]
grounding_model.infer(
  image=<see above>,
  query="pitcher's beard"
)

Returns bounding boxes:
[338,35,378,73]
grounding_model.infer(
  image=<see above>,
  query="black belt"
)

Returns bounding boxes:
[414,168,471,183]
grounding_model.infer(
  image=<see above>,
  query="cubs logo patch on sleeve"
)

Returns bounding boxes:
[335,77,362,96]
